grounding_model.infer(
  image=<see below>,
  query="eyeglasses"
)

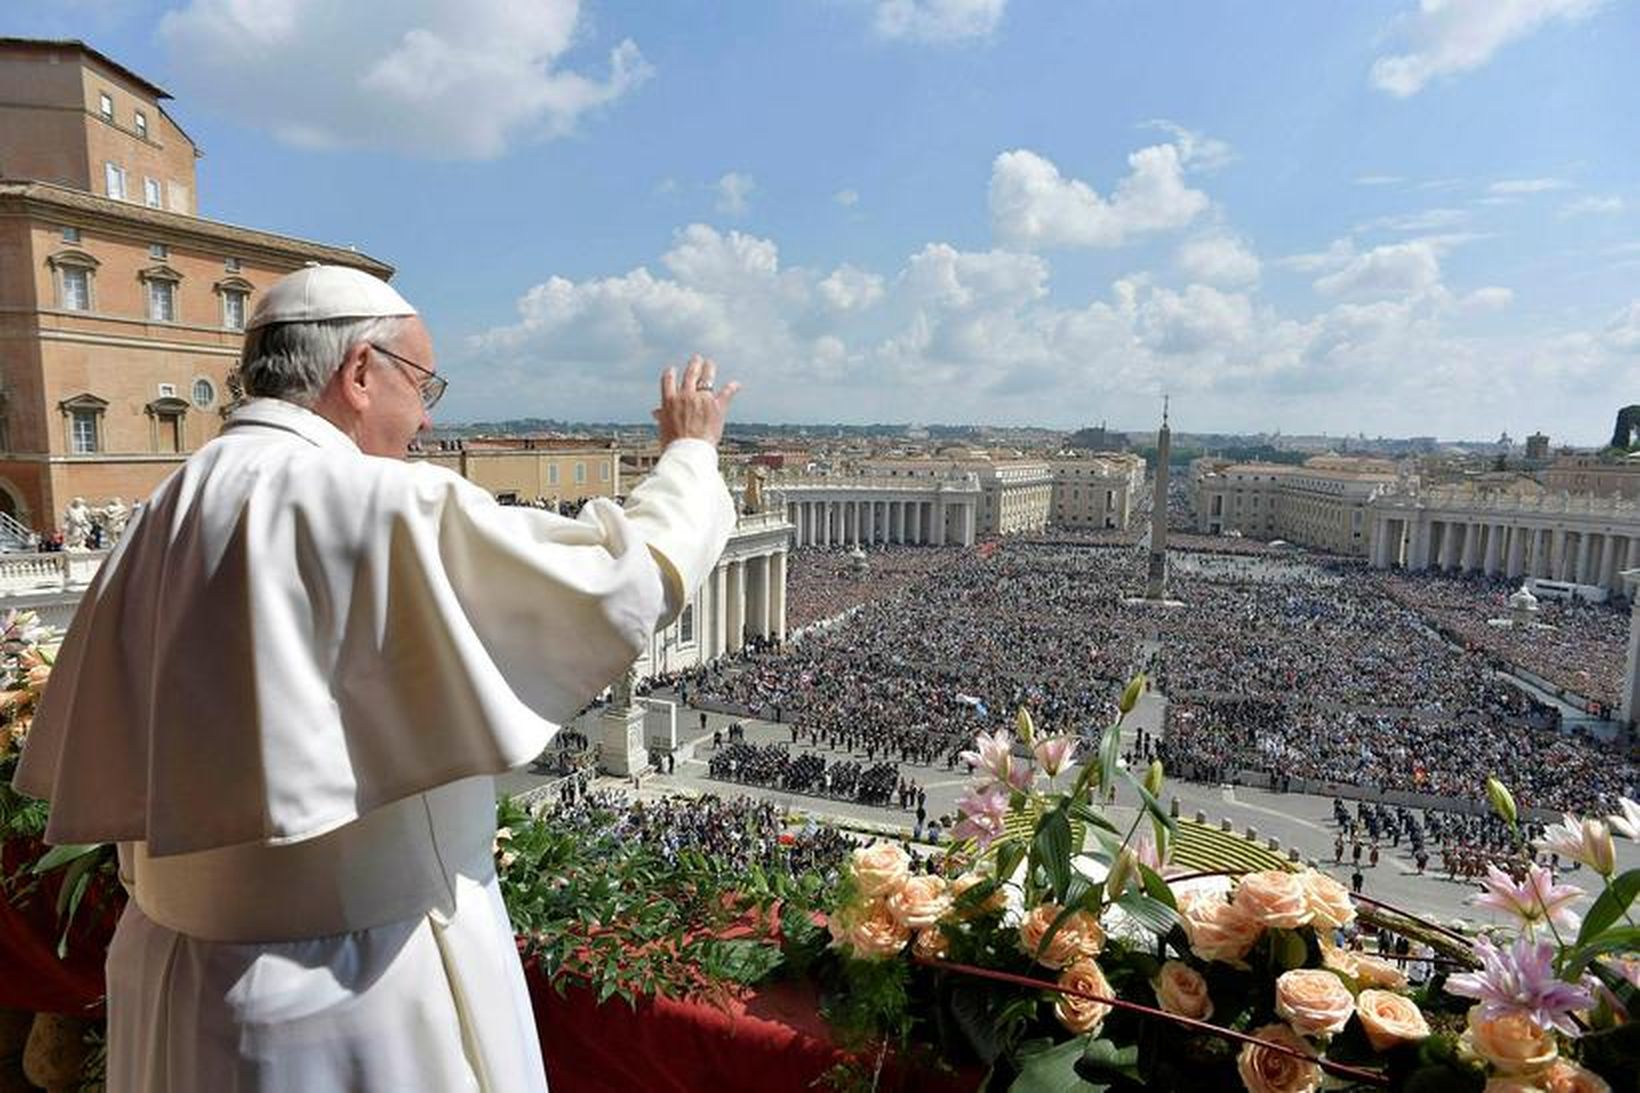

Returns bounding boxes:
[368,342,447,410]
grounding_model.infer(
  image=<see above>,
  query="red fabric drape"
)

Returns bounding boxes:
[0,841,117,1015]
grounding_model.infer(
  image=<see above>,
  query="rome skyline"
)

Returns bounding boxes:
[6,0,1638,442]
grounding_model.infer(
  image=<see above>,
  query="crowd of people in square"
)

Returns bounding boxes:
[688,539,1636,816]
[705,740,901,806]
[1380,571,1627,710]
[783,546,965,632]
[544,790,858,878]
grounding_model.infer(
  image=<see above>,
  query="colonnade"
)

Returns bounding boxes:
[702,548,787,659]
[1371,513,1640,593]
[785,496,978,548]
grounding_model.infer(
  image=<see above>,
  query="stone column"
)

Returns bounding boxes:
[771,550,787,641]
[1483,523,1502,575]
[933,502,947,546]
[1598,534,1616,590]
[1576,533,1593,585]
[1409,518,1431,569]
[1505,525,1525,579]
[1621,571,1640,725]
[963,502,977,546]
[1628,536,1640,574]
[712,563,728,658]
[1550,529,1567,580]
[895,501,905,544]
[727,560,745,652]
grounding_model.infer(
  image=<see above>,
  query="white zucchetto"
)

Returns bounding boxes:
[247,264,418,330]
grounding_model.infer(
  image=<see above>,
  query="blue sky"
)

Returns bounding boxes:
[9,1,1640,441]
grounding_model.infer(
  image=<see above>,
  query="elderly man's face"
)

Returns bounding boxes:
[356,318,436,458]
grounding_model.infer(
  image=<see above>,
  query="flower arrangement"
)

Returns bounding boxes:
[806,681,1640,1091]
[0,609,120,956]
[1425,778,1639,1091]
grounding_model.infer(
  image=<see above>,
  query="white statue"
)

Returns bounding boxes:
[62,497,93,552]
[100,497,130,543]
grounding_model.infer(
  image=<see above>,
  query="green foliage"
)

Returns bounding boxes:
[495,797,832,1008]
[1575,867,1640,950]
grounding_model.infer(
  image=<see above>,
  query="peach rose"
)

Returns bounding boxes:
[1018,905,1105,969]
[1234,871,1314,930]
[844,900,911,960]
[1483,1079,1547,1093]
[1237,1022,1323,1093]
[1299,870,1356,931]
[1351,953,1409,991]
[886,874,951,929]
[948,872,1006,918]
[1274,969,1355,1037]
[1355,989,1431,1051]
[1179,891,1265,965]
[1152,960,1214,1021]
[852,842,911,898]
[1318,940,1358,978]
[1541,1060,1612,1093]
[1053,959,1114,1036]
[912,928,950,961]
[1464,1006,1558,1075]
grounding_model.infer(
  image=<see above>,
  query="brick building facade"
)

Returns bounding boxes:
[0,38,391,533]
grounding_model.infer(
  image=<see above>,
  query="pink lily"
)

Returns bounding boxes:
[1473,863,1582,935]
[1032,735,1079,779]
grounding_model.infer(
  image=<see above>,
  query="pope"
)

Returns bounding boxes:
[12,265,741,1092]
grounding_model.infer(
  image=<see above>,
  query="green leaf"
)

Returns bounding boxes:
[1562,927,1640,979]
[1575,868,1640,950]
[1273,929,1309,970]
[1137,864,1177,910]
[1115,889,1179,937]
[1075,1038,1141,1085]
[1098,724,1122,795]
[1033,806,1074,905]
[1010,1036,1105,1093]
[32,842,103,874]
[1117,767,1178,836]
[1066,800,1121,834]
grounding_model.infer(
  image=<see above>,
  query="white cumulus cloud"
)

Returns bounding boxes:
[1314,241,1443,299]
[1176,234,1261,287]
[871,0,1006,42]
[714,172,756,217]
[833,188,861,207]
[158,0,650,159]
[989,144,1210,250]
[1371,0,1604,98]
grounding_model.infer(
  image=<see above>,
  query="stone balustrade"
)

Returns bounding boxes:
[0,551,108,595]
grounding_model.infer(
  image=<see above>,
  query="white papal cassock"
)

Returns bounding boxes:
[14,397,735,1092]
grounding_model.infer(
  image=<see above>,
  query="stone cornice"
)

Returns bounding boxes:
[0,181,393,276]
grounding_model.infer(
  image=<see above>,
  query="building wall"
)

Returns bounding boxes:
[1049,455,1144,530]
[0,43,198,212]
[413,447,621,502]
[1544,457,1640,500]
[1195,459,1395,555]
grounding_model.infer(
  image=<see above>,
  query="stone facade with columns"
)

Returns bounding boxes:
[1195,457,1398,556]
[634,508,792,676]
[772,473,982,548]
[1368,486,1640,594]
[857,451,1050,536]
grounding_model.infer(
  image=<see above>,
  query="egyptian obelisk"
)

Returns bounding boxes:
[1144,397,1171,600]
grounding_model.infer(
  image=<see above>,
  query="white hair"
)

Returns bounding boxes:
[236,315,410,408]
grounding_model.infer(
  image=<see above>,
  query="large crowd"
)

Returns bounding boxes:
[705,741,901,806]
[691,541,1636,815]
[783,546,963,632]
[1380,571,1627,710]
[544,791,858,878]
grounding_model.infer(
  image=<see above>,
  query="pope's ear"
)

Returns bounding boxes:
[337,342,374,411]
